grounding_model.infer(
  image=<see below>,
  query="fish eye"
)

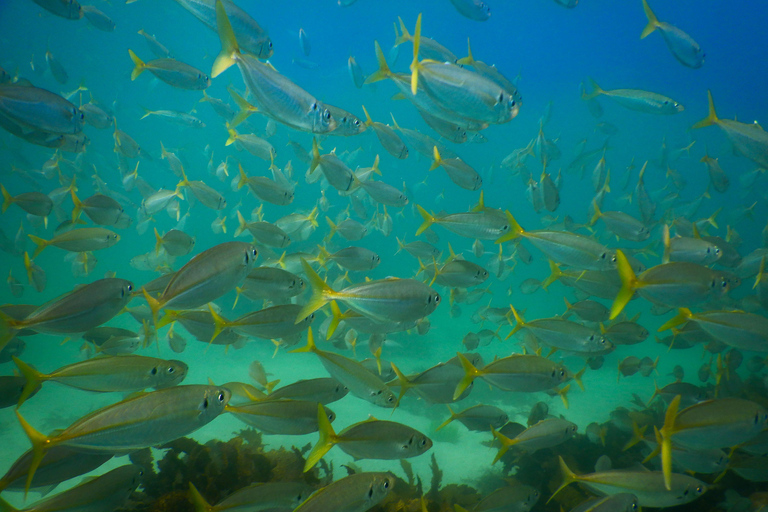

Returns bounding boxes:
[310,102,318,111]
[559,369,565,377]
[323,109,331,120]
[217,391,225,402]
[269,42,273,48]
[696,486,703,494]
[167,366,175,373]
[127,284,133,292]
[510,99,516,107]
[383,480,390,489]
[354,119,360,126]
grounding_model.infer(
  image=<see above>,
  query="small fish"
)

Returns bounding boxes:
[436,403,508,432]
[12,355,188,406]
[562,298,610,323]
[348,56,365,88]
[138,29,172,58]
[141,108,205,128]
[82,5,115,31]
[291,327,397,408]
[45,50,68,84]
[299,27,311,56]
[154,228,195,256]
[189,481,313,512]
[508,306,612,355]
[293,472,393,512]
[28,227,119,258]
[430,147,482,191]
[327,217,367,241]
[1,184,52,219]
[71,192,123,226]
[641,0,704,68]
[128,50,210,90]
[660,308,768,353]
[211,303,313,342]
[226,127,276,160]
[267,377,348,404]
[30,0,83,19]
[583,78,683,115]
[16,385,230,493]
[235,212,291,248]
[0,445,111,493]
[590,201,649,242]
[227,399,335,435]
[361,105,408,159]
[492,418,577,462]
[0,84,84,134]
[310,138,354,191]
[177,168,227,210]
[319,246,381,272]
[416,205,510,240]
[449,0,491,21]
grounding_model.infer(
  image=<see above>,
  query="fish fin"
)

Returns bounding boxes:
[495,211,523,244]
[456,37,475,66]
[754,256,766,290]
[541,259,562,290]
[296,259,333,323]
[547,456,578,504]
[188,482,212,512]
[12,356,47,407]
[364,41,391,84]
[609,250,637,320]
[0,497,18,512]
[429,146,442,171]
[435,405,456,431]
[395,17,410,46]
[692,90,719,129]
[324,216,337,242]
[581,78,602,101]
[589,199,601,226]
[310,137,321,174]
[640,0,660,38]
[491,425,515,464]
[207,303,228,344]
[289,325,317,354]
[573,367,585,391]
[27,235,49,259]
[141,287,162,327]
[415,204,436,236]
[453,352,480,400]
[557,384,571,409]
[304,403,337,472]
[658,308,692,332]
[409,14,422,96]
[622,420,648,451]
[153,227,164,254]
[327,300,345,340]
[15,410,51,498]
[212,0,239,78]
[504,305,525,340]
[390,361,412,409]
[661,224,671,264]
[659,394,681,491]
[361,105,373,128]
[127,49,145,80]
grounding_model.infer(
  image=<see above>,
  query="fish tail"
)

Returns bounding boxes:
[207,303,228,344]
[0,497,18,512]
[361,105,374,128]
[153,227,164,254]
[395,236,405,254]
[491,425,515,464]
[659,395,681,491]
[707,206,721,230]
[15,410,51,497]
[661,224,671,264]
[429,146,442,171]
[658,308,693,332]
[609,250,637,320]
[415,204,436,236]
[573,367,586,391]
[395,17,410,46]
[12,357,47,407]
[547,456,578,504]
[127,49,145,81]
[236,163,249,190]
[504,305,526,340]
[0,184,13,214]
[327,301,345,339]
[456,38,475,66]
[589,199,601,226]
[409,14,422,96]
[541,259,562,290]
[365,41,391,84]
[622,420,648,451]
[754,256,766,290]
[495,211,524,244]
[228,87,255,127]
[581,77,602,101]
[304,403,337,472]
[557,384,571,409]
[141,287,162,327]
[225,127,238,147]
[154,310,178,330]
[325,216,337,242]
[27,235,49,259]
[188,482,213,512]
[69,188,82,222]
[390,361,414,409]
[234,210,248,237]
[315,244,332,270]
[453,352,480,401]
[211,0,240,78]
[435,405,456,431]
[692,90,719,129]
[310,138,321,174]
[640,0,659,39]
[295,260,334,324]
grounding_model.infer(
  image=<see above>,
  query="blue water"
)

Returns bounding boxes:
[1,0,767,509]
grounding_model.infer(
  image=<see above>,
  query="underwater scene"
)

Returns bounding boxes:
[1,0,768,510]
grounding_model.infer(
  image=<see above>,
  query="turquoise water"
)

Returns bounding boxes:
[1,0,767,510]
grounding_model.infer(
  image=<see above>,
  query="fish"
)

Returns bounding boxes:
[128,50,210,90]
[210,303,314,342]
[641,0,704,68]
[293,472,393,512]
[235,212,291,248]
[45,50,68,84]
[299,27,311,56]
[267,377,349,404]
[550,456,706,507]
[154,228,195,256]
[227,399,335,435]
[172,0,273,58]
[497,213,616,271]
[141,108,205,128]
[189,481,314,512]
[583,79,683,115]
[436,404,508,432]
[659,308,768,352]
[236,266,305,302]
[138,29,172,58]
[0,84,84,134]
[326,104,367,136]
[143,241,257,324]
[590,201,649,242]
[30,0,82,19]
[361,106,408,159]
[305,405,431,471]
[177,168,227,210]
[309,138,354,191]
[28,227,119,258]
[0,445,112,493]
[348,56,365,88]
[508,306,613,355]
[297,259,440,325]
[492,418,577,462]
[662,225,721,265]
[609,250,730,319]
[15,385,230,493]
[416,205,510,240]
[0,278,133,351]
[291,327,396,408]
[430,147,482,191]
[70,192,123,225]
[0,464,143,512]
[449,0,491,21]
[213,4,335,134]
[12,355,188,406]
[692,91,768,168]
[394,17,458,62]
[319,246,381,272]
[1,184,53,218]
